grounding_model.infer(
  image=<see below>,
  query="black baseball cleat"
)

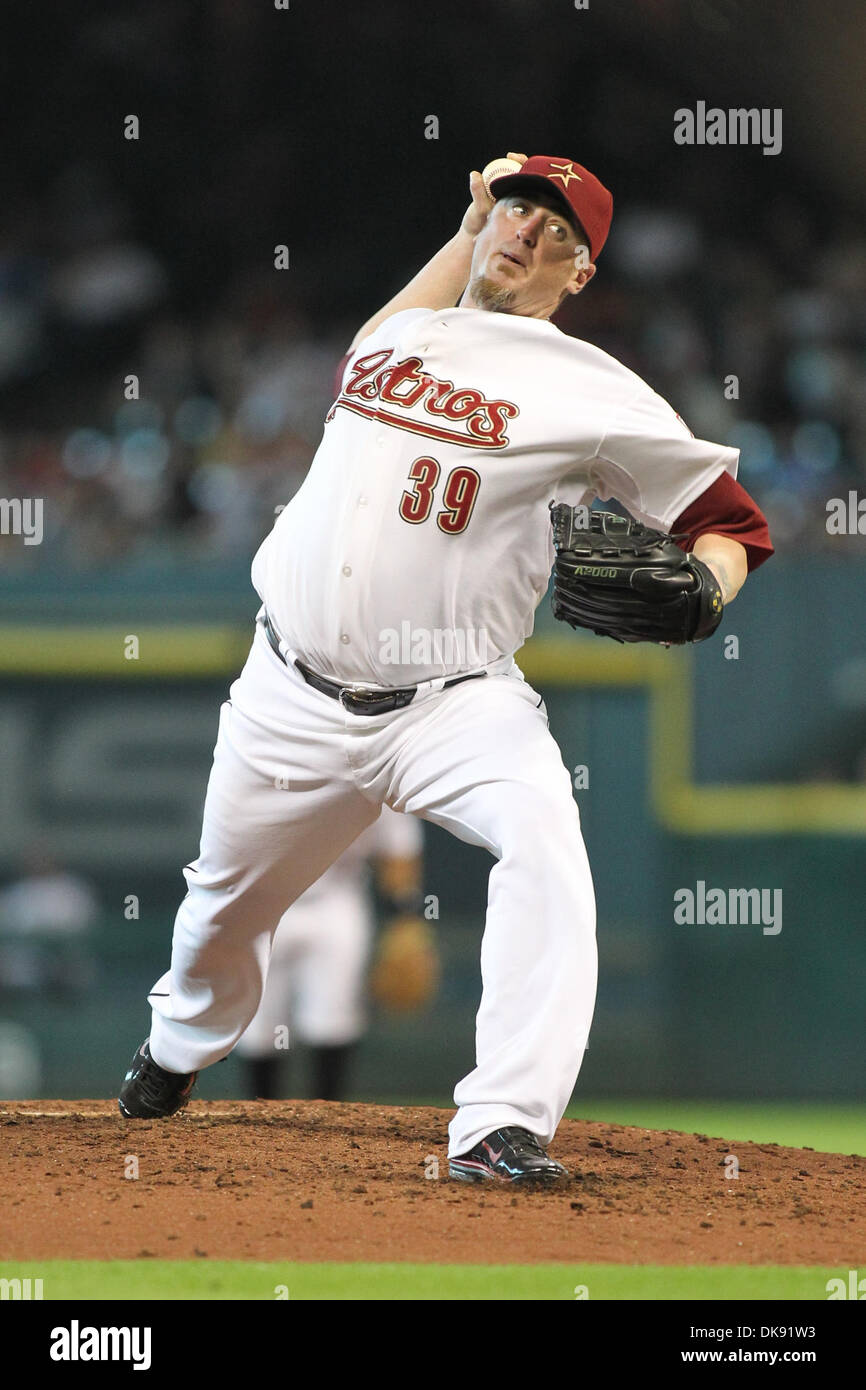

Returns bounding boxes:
[449,1126,569,1183]
[118,1039,198,1119]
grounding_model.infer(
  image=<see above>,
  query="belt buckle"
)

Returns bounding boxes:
[339,685,381,710]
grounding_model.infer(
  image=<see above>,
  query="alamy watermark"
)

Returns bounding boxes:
[1,1276,44,1299]
[826,1269,865,1299]
[674,103,782,157]
[674,881,782,935]
[0,498,43,545]
[379,622,490,668]
[49,1322,151,1370]
[826,492,866,535]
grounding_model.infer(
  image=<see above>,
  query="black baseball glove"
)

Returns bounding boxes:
[549,503,724,645]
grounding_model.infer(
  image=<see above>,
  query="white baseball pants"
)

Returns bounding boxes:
[148,620,598,1157]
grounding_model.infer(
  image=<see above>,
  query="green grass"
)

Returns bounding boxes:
[0,1260,846,1301]
[561,1102,865,1156]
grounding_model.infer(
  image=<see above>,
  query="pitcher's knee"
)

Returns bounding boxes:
[493,796,593,927]
[496,784,584,861]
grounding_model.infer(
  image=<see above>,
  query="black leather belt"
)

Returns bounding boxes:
[261,612,485,715]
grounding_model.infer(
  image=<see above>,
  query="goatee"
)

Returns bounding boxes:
[468,275,518,313]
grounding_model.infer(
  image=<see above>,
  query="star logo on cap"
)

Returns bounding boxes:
[548,160,582,187]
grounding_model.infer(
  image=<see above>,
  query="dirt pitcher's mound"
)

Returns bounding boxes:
[1,1101,863,1265]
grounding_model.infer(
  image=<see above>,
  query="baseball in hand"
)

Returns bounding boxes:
[481,156,525,197]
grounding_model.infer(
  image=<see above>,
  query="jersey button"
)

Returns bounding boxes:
[358,496,368,507]
[342,565,352,577]
[340,633,350,644]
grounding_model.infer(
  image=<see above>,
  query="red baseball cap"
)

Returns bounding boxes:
[488,155,613,261]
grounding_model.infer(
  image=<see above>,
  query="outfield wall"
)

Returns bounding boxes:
[0,559,863,1099]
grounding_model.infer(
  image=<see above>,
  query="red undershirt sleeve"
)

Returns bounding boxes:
[670,471,774,573]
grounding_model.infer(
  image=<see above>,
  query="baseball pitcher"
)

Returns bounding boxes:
[119,152,773,1183]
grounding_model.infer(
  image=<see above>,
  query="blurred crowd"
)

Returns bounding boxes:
[2,174,864,574]
[2,7,865,574]
[565,197,866,555]
[0,198,352,572]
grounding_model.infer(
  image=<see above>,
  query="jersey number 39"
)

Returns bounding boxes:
[399,457,480,535]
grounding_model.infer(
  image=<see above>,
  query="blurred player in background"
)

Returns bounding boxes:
[234,805,437,1100]
[0,849,99,1000]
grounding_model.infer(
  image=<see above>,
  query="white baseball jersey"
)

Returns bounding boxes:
[251,306,739,687]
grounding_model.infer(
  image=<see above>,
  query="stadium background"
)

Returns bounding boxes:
[1,1,864,1147]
